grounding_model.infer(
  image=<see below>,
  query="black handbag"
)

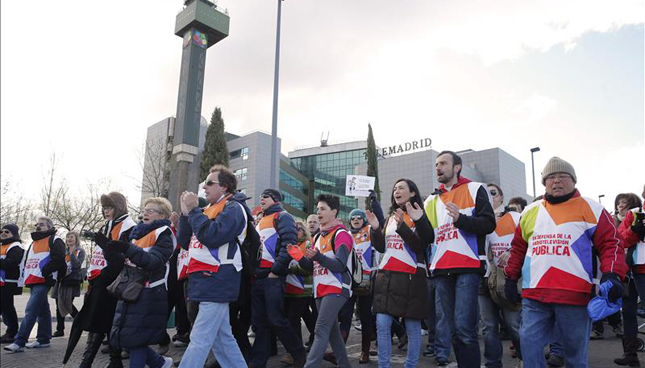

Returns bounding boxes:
[107,265,149,302]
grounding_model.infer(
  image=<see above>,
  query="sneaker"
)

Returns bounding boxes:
[435,357,449,366]
[161,356,174,368]
[0,335,15,344]
[354,323,362,331]
[3,343,24,353]
[52,330,65,338]
[26,341,50,348]
[280,353,294,365]
[423,345,436,357]
[613,324,624,338]
[589,330,604,340]
[173,339,188,348]
[546,354,564,367]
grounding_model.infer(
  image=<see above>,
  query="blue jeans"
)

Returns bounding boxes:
[425,278,451,360]
[521,298,590,368]
[13,284,51,347]
[549,328,564,358]
[179,302,246,368]
[478,292,522,368]
[435,273,481,368]
[376,314,421,368]
[129,346,165,368]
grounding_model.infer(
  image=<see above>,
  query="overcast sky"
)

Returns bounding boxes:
[1,0,643,212]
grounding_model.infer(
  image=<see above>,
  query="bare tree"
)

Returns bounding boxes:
[0,177,35,237]
[139,137,171,203]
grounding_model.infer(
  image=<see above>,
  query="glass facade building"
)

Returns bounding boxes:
[289,145,367,219]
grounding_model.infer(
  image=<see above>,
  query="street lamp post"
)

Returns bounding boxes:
[530,147,541,199]
[269,0,283,189]
[599,194,605,205]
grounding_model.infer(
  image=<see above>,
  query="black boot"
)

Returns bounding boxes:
[615,336,641,367]
[79,333,105,368]
[103,344,123,368]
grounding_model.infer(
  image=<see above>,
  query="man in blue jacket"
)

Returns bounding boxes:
[177,165,251,368]
[250,189,306,368]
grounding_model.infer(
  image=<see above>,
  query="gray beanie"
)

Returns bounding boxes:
[541,157,577,185]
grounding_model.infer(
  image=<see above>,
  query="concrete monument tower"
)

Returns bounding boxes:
[168,0,230,208]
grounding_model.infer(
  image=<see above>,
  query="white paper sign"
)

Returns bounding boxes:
[345,175,375,197]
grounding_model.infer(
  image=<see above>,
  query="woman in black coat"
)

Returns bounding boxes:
[108,197,174,368]
[0,224,25,344]
[77,192,136,368]
[366,178,433,368]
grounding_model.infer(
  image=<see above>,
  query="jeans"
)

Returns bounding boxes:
[478,291,522,367]
[0,289,19,337]
[435,273,481,368]
[14,284,52,347]
[425,278,451,360]
[622,273,645,337]
[250,277,304,368]
[549,326,564,358]
[520,298,590,368]
[305,295,351,368]
[129,346,165,368]
[377,314,422,368]
[179,302,246,368]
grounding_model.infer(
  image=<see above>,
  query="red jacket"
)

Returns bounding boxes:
[504,190,627,306]
[620,208,645,274]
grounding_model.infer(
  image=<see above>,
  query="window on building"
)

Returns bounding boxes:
[230,147,250,160]
[234,167,248,181]
[241,147,249,160]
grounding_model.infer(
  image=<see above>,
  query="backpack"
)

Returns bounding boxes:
[237,212,281,275]
[313,229,363,289]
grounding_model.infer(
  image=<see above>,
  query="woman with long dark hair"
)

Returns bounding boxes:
[366,178,433,368]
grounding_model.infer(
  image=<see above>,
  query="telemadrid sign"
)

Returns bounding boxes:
[377,138,432,158]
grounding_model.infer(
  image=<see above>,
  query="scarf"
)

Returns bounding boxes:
[320,219,343,235]
[129,219,171,240]
[544,189,577,205]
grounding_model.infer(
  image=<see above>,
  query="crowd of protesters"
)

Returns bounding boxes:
[1,152,644,368]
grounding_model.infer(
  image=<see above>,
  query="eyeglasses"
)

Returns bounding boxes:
[142,208,163,215]
[1,230,11,235]
[350,216,363,221]
[34,222,48,228]
[545,174,572,182]
[490,191,498,196]
[102,206,114,211]
[204,180,219,187]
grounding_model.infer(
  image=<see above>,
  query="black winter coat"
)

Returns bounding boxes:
[28,229,67,287]
[110,227,173,349]
[80,219,131,333]
[0,241,24,295]
[371,214,433,320]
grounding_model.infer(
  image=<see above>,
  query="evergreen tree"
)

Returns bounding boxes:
[365,123,381,207]
[200,107,230,180]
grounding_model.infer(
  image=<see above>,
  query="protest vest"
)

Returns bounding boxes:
[352,226,374,274]
[0,242,23,286]
[378,214,424,274]
[519,196,603,293]
[313,229,353,298]
[487,211,521,267]
[187,195,245,274]
[177,248,190,280]
[257,213,280,269]
[285,240,311,295]
[126,226,175,288]
[87,217,136,280]
[425,182,488,271]
[24,235,60,285]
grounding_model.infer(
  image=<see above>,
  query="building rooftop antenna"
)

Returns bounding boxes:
[320,132,330,147]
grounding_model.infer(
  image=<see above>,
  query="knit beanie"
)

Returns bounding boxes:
[261,188,282,202]
[541,157,577,185]
[2,223,20,239]
[349,209,367,223]
[100,192,129,218]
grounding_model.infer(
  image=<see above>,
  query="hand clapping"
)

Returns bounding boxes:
[180,191,199,216]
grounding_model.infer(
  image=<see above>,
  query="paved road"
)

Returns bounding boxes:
[0,293,632,368]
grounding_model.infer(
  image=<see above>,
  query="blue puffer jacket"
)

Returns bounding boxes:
[177,192,251,303]
[110,226,173,349]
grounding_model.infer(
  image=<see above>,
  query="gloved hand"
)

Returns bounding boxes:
[287,244,304,261]
[107,240,130,254]
[601,272,625,303]
[368,190,377,204]
[94,232,109,250]
[504,278,521,304]
[631,212,645,238]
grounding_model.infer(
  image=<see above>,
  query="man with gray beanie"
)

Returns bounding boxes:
[503,156,628,368]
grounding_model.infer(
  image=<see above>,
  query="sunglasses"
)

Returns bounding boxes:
[350,216,363,221]
[1,230,11,235]
[204,180,219,187]
[102,206,114,211]
[490,191,498,196]
[260,194,271,199]
[34,222,48,228]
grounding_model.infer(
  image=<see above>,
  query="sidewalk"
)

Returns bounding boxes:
[0,293,629,368]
